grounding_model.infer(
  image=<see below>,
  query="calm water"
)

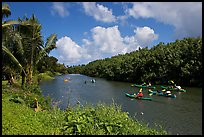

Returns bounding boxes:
[40,74,202,135]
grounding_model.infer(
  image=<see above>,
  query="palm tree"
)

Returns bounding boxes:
[2,3,26,85]
[2,4,57,87]
[17,14,57,84]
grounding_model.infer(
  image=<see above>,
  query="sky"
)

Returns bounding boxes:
[4,2,202,66]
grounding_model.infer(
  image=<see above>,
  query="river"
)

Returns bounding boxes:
[40,74,202,135]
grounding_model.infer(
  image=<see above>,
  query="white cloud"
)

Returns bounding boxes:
[90,26,124,54]
[134,26,158,47]
[55,26,158,65]
[82,2,116,23]
[56,36,85,65]
[51,2,69,17]
[82,26,140,60]
[126,2,202,39]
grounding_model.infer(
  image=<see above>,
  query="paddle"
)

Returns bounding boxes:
[149,92,153,96]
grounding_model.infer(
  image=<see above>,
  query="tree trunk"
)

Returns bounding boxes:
[27,42,34,85]
[27,41,34,85]
[21,71,26,88]
[27,67,33,85]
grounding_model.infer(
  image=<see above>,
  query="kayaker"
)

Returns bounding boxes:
[175,85,181,89]
[165,90,172,96]
[168,80,177,88]
[148,89,154,96]
[91,79,96,83]
[141,82,146,86]
[168,80,174,85]
[64,78,69,82]
[137,88,144,97]
[162,89,167,95]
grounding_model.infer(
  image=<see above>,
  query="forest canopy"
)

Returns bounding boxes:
[67,37,202,87]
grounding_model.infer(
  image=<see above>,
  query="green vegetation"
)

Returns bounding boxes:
[2,83,167,135]
[2,3,59,87]
[67,37,202,87]
[2,91,64,135]
[35,71,56,81]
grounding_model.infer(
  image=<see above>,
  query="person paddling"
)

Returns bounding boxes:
[141,82,146,86]
[136,88,144,98]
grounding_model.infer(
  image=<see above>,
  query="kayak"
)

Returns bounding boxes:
[148,90,176,98]
[160,85,187,92]
[91,79,96,83]
[64,79,69,82]
[131,84,156,89]
[125,92,152,101]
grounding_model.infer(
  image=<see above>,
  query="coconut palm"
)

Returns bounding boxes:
[17,14,57,84]
[3,24,57,87]
[2,3,27,85]
[2,4,57,87]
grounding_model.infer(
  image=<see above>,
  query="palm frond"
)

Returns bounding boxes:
[2,45,23,71]
[44,33,57,53]
[2,3,11,19]
[35,34,57,65]
[2,20,19,27]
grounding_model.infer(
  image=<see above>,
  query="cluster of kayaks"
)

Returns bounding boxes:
[125,83,186,101]
[131,84,186,92]
[160,85,186,92]
[148,90,176,98]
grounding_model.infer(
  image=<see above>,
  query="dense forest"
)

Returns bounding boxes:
[67,37,202,87]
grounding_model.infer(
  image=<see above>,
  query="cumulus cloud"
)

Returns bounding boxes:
[82,26,139,60]
[56,36,86,65]
[134,26,158,47]
[125,2,202,39]
[51,2,69,17]
[82,2,116,23]
[55,26,158,65]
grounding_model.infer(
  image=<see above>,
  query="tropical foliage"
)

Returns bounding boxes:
[2,3,58,87]
[67,37,202,87]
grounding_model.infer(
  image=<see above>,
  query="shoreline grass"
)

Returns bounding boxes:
[2,73,168,135]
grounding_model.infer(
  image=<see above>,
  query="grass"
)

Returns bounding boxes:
[2,80,8,85]
[2,98,64,135]
[2,75,168,135]
[35,71,55,82]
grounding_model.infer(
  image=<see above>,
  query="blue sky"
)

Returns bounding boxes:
[4,2,202,66]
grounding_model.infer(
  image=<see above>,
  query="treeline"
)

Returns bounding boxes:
[67,37,202,87]
[36,56,67,74]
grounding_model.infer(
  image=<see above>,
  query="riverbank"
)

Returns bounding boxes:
[2,73,167,135]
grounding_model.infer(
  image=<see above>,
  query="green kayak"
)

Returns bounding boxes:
[131,84,156,89]
[148,90,176,98]
[160,85,187,92]
[125,93,152,101]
